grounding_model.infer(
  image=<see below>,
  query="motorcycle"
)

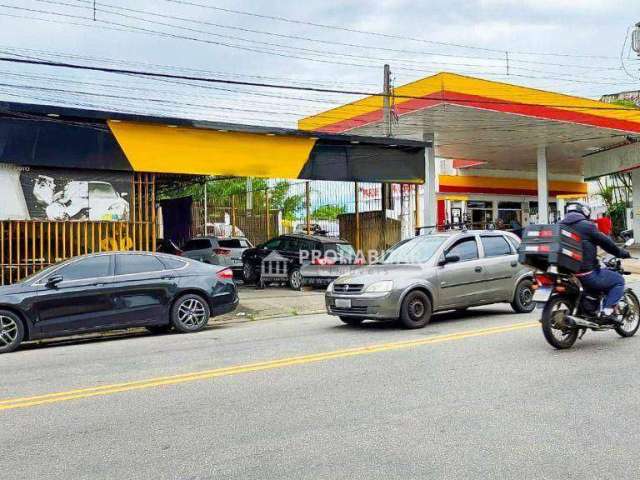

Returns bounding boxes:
[535,239,640,349]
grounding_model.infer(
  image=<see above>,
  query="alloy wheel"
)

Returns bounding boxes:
[0,315,19,349]
[177,298,208,329]
[289,270,302,290]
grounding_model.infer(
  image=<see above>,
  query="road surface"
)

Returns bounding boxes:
[2,305,639,479]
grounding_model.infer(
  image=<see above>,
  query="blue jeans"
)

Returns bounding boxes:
[580,269,625,308]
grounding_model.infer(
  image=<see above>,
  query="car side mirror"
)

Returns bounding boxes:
[439,254,460,266]
[625,238,635,248]
[45,275,63,288]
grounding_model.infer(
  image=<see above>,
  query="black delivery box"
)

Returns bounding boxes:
[518,224,583,273]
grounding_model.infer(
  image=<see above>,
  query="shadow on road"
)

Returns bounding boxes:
[331,307,518,333]
[19,322,233,352]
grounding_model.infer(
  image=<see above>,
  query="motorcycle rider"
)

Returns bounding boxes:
[560,201,631,325]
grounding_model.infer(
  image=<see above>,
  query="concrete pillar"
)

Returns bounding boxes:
[632,168,640,241]
[537,145,549,224]
[423,133,437,228]
[557,197,566,221]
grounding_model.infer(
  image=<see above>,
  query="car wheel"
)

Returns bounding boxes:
[288,268,303,290]
[511,279,536,313]
[399,291,432,329]
[243,262,258,284]
[0,310,24,354]
[146,325,173,334]
[339,316,363,326]
[171,294,211,333]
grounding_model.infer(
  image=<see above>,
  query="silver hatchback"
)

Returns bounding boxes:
[182,236,252,277]
[325,230,534,328]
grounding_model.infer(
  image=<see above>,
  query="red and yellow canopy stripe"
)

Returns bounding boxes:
[299,72,640,134]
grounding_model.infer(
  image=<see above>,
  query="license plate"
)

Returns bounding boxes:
[533,287,552,303]
[335,298,352,309]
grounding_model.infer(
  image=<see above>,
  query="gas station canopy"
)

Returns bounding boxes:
[299,72,640,176]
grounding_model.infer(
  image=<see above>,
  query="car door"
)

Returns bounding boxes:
[182,238,214,263]
[279,236,303,265]
[33,254,115,336]
[109,253,175,327]
[479,234,519,302]
[437,236,485,309]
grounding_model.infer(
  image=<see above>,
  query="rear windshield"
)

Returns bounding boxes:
[324,243,356,259]
[183,239,212,251]
[218,239,243,248]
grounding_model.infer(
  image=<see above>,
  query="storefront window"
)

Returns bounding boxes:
[497,201,522,227]
[466,200,493,229]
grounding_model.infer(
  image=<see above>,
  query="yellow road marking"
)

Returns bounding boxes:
[0,321,537,411]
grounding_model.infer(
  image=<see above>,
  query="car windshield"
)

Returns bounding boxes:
[379,236,446,264]
[183,239,212,251]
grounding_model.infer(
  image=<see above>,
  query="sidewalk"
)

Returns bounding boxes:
[218,286,327,322]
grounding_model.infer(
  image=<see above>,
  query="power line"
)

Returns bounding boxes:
[48,0,624,72]
[158,0,621,60]
[1,4,635,87]
[1,55,638,112]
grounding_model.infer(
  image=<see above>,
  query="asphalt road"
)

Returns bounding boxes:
[2,304,640,480]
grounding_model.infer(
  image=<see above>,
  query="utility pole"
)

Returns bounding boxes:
[381,64,392,248]
[203,178,208,236]
[382,64,392,137]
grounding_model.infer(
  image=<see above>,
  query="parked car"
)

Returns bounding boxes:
[156,238,183,256]
[0,251,238,354]
[182,236,252,277]
[242,234,358,290]
[325,230,534,328]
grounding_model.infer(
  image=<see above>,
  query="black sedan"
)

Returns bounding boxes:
[0,251,238,354]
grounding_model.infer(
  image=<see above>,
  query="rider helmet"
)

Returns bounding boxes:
[565,200,591,219]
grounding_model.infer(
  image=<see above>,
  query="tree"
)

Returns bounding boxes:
[312,204,346,220]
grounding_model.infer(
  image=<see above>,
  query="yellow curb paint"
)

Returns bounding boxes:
[0,321,537,411]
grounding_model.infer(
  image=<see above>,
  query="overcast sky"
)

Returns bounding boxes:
[0,0,639,127]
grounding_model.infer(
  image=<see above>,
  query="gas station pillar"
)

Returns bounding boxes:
[632,168,640,242]
[423,132,437,228]
[537,145,549,224]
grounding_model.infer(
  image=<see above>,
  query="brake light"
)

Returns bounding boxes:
[534,273,555,286]
[216,268,234,280]
[539,230,553,238]
[214,248,231,256]
[312,257,336,265]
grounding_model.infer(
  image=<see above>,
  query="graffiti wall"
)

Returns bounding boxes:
[17,168,131,221]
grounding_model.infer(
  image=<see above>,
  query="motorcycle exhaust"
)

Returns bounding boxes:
[566,316,600,329]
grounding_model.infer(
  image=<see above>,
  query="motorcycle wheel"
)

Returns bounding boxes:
[615,290,640,338]
[541,295,579,350]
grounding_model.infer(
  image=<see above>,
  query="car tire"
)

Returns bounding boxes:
[399,290,432,329]
[0,310,24,354]
[288,268,303,291]
[171,294,211,333]
[243,262,258,284]
[511,279,536,313]
[146,325,173,334]
[339,316,363,326]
